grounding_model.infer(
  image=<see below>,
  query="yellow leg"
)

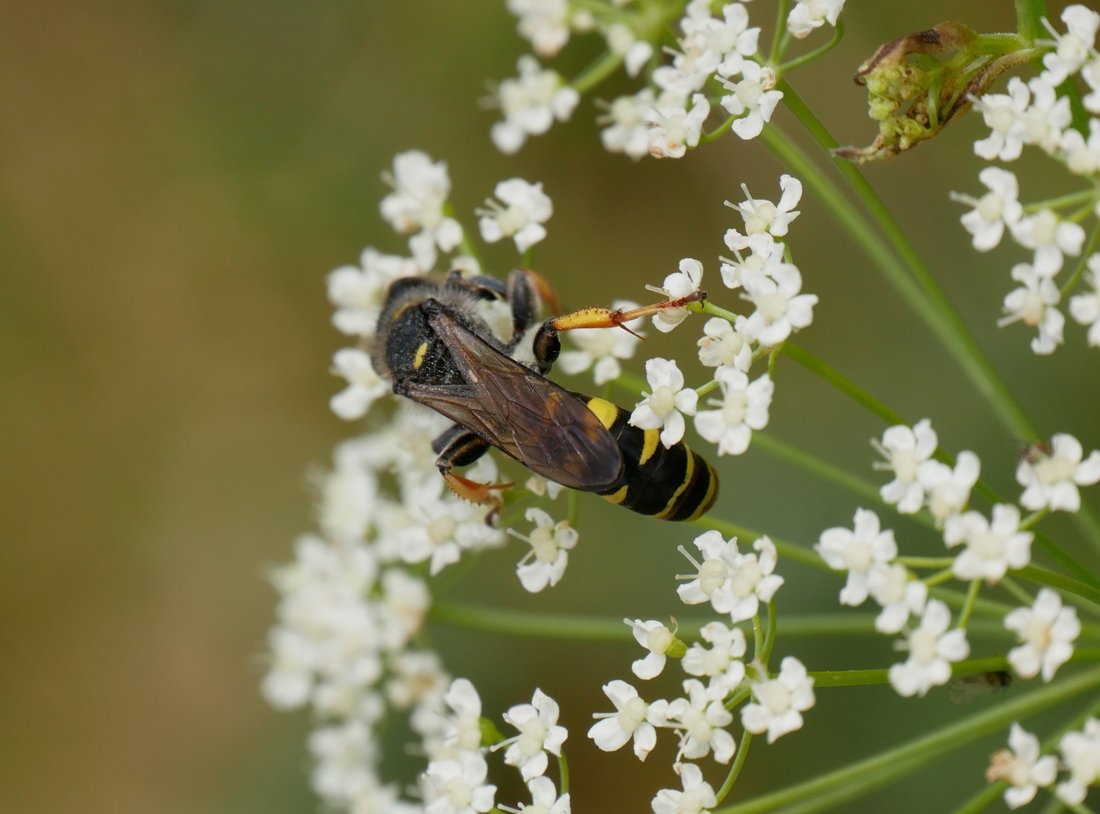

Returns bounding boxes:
[548,290,706,337]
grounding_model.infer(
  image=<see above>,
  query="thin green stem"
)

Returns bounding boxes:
[957,580,983,628]
[571,50,624,94]
[768,0,790,65]
[557,751,570,795]
[781,342,905,425]
[777,21,844,74]
[1061,221,1100,299]
[1015,0,1048,42]
[1022,188,1098,214]
[898,557,955,569]
[716,730,754,804]
[750,432,886,511]
[713,666,1100,814]
[1017,565,1100,616]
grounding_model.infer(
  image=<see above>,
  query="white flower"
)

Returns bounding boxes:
[512,508,579,593]
[678,531,784,621]
[694,369,773,456]
[601,89,656,160]
[986,723,1058,809]
[440,678,485,755]
[508,776,570,814]
[630,358,698,447]
[815,508,897,606]
[588,680,669,761]
[873,419,938,513]
[330,348,389,420]
[944,504,1033,583]
[867,563,928,634]
[728,175,803,238]
[1005,588,1081,682]
[648,93,710,159]
[1059,118,1100,176]
[741,656,815,743]
[1069,257,1100,346]
[999,263,1065,355]
[973,77,1031,161]
[917,451,981,526]
[888,600,970,697]
[720,232,785,290]
[787,0,846,39]
[651,762,718,814]
[681,621,747,699]
[508,0,570,58]
[422,752,496,814]
[1009,209,1085,276]
[1018,76,1072,155]
[380,151,464,269]
[950,167,1023,252]
[501,688,568,781]
[327,248,419,337]
[478,179,553,254]
[719,61,783,139]
[667,679,736,763]
[739,263,817,346]
[491,56,580,154]
[1016,433,1100,512]
[308,719,378,803]
[629,619,677,680]
[696,317,752,372]
[398,494,505,575]
[1056,718,1100,805]
[1041,4,1100,85]
[557,299,644,384]
[652,259,704,333]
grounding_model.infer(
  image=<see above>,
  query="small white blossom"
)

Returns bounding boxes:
[422,752,496,814]
[815,508,897,606]
[696,317,752,372]
[741,656,815,743]
[491,56,580,154]
[651,762,718,814]
[1056,718,1100,805]
[728,175,803,238]
[508,0,570,58]
[720,232,784,290]
[1058,118,1100,176]
[652,259,704,333]
[1000,263,1065,354]
[630,358,698,447]
[1005,588,1081,682]
[678,531,784,621]
[309,719,378,803]
[1018,76,1072,155]
[398,494,505,575]
[667,679,736,763]
[739,263,817,346]
[973,77,1031,161]
[601,89,656,160]
[694,369,773,456]
[888,600,970,697]
[873,419,939,513]
[787,0,846,39]
[330,348,389,420]
[944,504,1033,583]
[1041,4,1100,85]
[1069,257,1100,346]
[328,248,419,336]
[439,678,485,755]
[951,167,1023,252]
[478,179,553,254]
[719,61,783,139]
[557,299,644,384]
[629,619,677,680]
[380,151,464,269]
[510,776,570,814]
[648,93,710,159]
[1084,55,1100,112]
[682,621,748,699]
[588,680,669,761]
[986,723,1058,809]
[918,451,981,526]
[867,563,928,634]
[1009,209,1085,276]
[501,689,568,781]
[512,508,578,593]
[1017,433,1100,512]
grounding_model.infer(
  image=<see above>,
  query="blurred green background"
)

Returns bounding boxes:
[3,1,1094,812]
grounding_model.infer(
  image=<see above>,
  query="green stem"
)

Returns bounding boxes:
[716,730,754,804]
[957,580,982,628]
[768,0,790,65]
[557,750,570,795]
[781,343,905,425]
[1015,0,1048,42]
[751,432,888,513]
[571,50,624,95]
[1060,221,1100,299]
[777,21,844,75]
[713,666,1100,814]
[1017,565,1100,615]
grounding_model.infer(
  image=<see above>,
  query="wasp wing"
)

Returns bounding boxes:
[399,305,624,491]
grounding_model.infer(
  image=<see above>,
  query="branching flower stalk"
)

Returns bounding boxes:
[264,1,1100,812]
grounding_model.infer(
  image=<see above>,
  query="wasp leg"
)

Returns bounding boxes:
[445,270,508,300]
[432,425,513,521]
[531,290,707,373]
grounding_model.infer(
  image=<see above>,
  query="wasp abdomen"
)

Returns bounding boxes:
[585,398,718,522]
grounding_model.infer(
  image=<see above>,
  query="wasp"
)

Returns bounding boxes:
[370,269,719,521]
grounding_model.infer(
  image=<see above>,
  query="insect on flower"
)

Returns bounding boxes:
[370,269,719,521]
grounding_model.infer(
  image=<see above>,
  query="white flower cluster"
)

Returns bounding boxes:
[499,1,847,159]
[817,419,1094,701]
[988,719,1100,809]
[588,529,814,809]
[616,176,815,458]
[955,5,1100,354]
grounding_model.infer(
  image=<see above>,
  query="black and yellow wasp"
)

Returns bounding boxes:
[371,269,718,521]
